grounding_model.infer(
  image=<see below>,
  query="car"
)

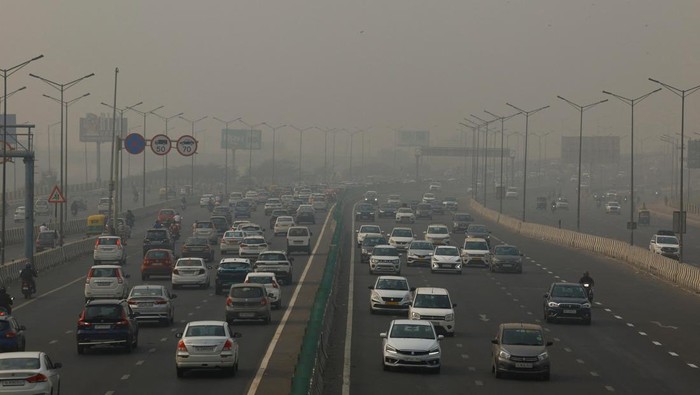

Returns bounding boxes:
[210,216,230,236]
[387,194,402,205]
[429,182,442,191]
[253,250,294,285]
[287,226,313,255]
[199,194,214,207]
[245,272,282,309]
[649,234,680,259]
[442,200,458,211]
[491,323,552,380]
[225,283,272,324]
[388,227,414,251]
[431,245,462,274]
[97,197,112,215]
[378,203,398,218]
[368,276,413,314]
[269,208,290,228]
[429,201,445,215]
[228,192,243,206]
[0,351,62,393]
[422,192,437,203]
[237,222,264,233]
[141,248,177,280]
[234,200,252,218]
[381,319,442,373]
[274,216,296,236]
[192,221,218,245]
[490,244,523,273]
[356,225,383,247]
[212,205,233,224]
[215,258,253,295]
[605,201,622,214]
[84,265,130,301]
[127,285,176,326]
[369,245,401,275]
[218,229,243,255]
[0,316,26,352]
[115,217,132,240]
[406,240,434,267]
[181,237,215,262]
[394,207,416,223]
[424,224,450,246]
[408,287,456,336]
[35,230,58,253]
[461,237,491,267]
[505,187,519,199]
[34,199,50,216]
[264,198,283,215]
[543,282,592,324]
[287,199,304,213]
[157,208,176,225]
[239,236,268,261]
[12,206,25,223]
[354,203,376,221]
[554,197,569,210]
[175,320,242,378]
[465,224,491,246]
[310,195,328,211]
[143,228,175,256]
[76,299,139,354]
[172,258,211,289]
[361,233,387,263]
[415,203,433,220]
[295,205,316,225]
[451,212,473,233]
[363,190,379,205]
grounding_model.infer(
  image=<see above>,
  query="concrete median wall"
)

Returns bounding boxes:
[469,199,700,294]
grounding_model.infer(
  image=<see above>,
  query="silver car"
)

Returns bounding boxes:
[406,240,434,267]
[369,276,413,314]
[175,320,242,378]
[381,319,442,373]
[127,285,176,326]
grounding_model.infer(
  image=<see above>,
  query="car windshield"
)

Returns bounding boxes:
[224,231,241,239]
[361,226,380,234]
[468,225,487,233]
[231,286,263,298]
[373,247,398,257]
[220,261,249,270]
[551,285,587,298]
[98,238,118,245]
[657,236,678,244]
[464,241,488,250]
[185,238,207,246]
[494,246,519,256]
[288,228,309,237]
[0,357,40,371]
[130,287,164,297]
[185,325,226,337]
[363,237,385,247]
[410,242,433,250]
[247,276,274,284]
[397,208,412,213]
[392,229,413,237]
[501,328,544,346]
[390,323,435,340]
[435,247,458,256]
[84,305,122,320]
[89,268,118,278]
[160,209,174,215]
[413,294,451,308]
[177,259,203,267]
[428,227,448,234]
[146,250,169,259]
[376,278,408,290]
[195,222,213,229]
[38,232,55,240]
[454,214,472,221]
[259,253,286,261]
[146,230,166,240]
[244,238,265,245]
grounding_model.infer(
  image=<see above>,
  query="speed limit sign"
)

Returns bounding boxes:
[176,135,198,157]
[150,134,172,155]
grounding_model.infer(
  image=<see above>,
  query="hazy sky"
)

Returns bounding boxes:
[3,0,700,179]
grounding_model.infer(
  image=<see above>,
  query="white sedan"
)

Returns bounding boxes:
[244,272,282,309]
[0,351,62,393]
[175,320,241,378]
[395,207,416,223]
[431,245,463,274]
[605,201,621,214]
[239,236,268,261]
[172,258,211,289]
[369,276,412,313]
[273,216,296,236]
[381,319,442,373]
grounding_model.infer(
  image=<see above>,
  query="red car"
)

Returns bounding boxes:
[157,208,176,225]
[141,248,176,280]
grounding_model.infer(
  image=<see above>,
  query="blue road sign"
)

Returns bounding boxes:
[124,133,146,155]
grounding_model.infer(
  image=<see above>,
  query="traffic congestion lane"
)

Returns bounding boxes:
[10,202,331,394]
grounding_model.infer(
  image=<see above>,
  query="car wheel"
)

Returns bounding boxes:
[265,314,272,324]
[176,367,186,378]
[493,365,502,379]
[124,337,133,353]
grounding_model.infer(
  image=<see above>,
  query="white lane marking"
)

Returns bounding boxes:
[506,292,511,296]
[519,305,525,308]
[461,354,469,359]
[195,305,201,309]
[688,363,698,368]
[542,267,548,270]
[553,337,560,342]
[626,323,635,327]
[105,392,115,395]
[252,205,334,395]
[639,332,647,336]
[513,298,519,302]
[170,328,177,332]
[590,371,599,377]
[543,327,551,332]
[576,359,584,364]
[555,275,560,279]
[652,341,662,346]
[202,299,208,303]
[148,348,156,353]
[468,366,476,372]
[614,315,622,320]
[14,275,85,311]
[65,330,73,334]
[605,386,616,392]
[651,321,678,330]
[49,340,57,344]
[595,302,602,306]
[456,343,463,348]
[121,374,130,380]
[564,347,572,352]
[160,337,167,342]
[536,263,541,266]
[604,308,612,312]
[547,271,553,274]
[526,311,533,315]
[669,352,679,357]
[475,380,483,386]
[136,360,144,366]
[187,312,193,316]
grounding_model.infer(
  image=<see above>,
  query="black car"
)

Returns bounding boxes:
[210,216,230,236]
[355,203,376,221]
[181,237,215,262]
[452,213,473,233]
[143,228,175,256]
[543,282,591,324]
[234,200,252,218]
[363,191,379,205]
[429,200,445,215]
[360,234,388,263]
[35,230,59,252]
[415,203,433,219]
[296,210,316,225]
[215,258,253,295]
[409,200,421,211]
[211,206,233,224]
[378,203,398,218]
[77,299,139,354]
[465,224,490,245]
[490,244,523,273]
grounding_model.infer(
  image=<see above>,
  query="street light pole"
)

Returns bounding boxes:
[556,96,607,231]
[179,115,207,193]
[506,103,550,222]
[470,115,498,205]
[459,122,478,199]
[289,125,313,184]
[127,105,163,207]
[45,121,61,174]
[214,117,241,195]
[649,78,700,263]
[237,119,263,184]
[603,87,661,246]
[152,111,184,198]
[484,110,519,213]
[259,123,286,186]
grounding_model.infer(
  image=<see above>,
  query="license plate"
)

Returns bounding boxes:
[294,241,303,244]
[563,309,577,314]
[151,262,162,266]
[94,324,111,330]
[97,282,111,286]
[240,313,255,318]
[386,301,398,305]
[2,380,24,386]
[195,346,215,351]
[139,302,153,307]
[515,362,533,368]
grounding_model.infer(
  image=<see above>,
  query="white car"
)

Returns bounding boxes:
[356,225,383,247]
[369,245,401,275]
[84,265,130,301]
[422,192,437,203]
[172,258,211,289]
[274,216,296,236]
[287,226,312,255]
[649,234,680,260]
[0,351,62,393]
[387,195,402,205]
[408,287,456,336]
[555,197,569,210]
[264,198,283,215]
[228,191,243,206]
[429,182,442,191]
[431,245,462,274]
[369,276,413,313]
[388,227,414,251]
[93,235,127,265]
[505,187,518,199]
[175,320,241,378]
[311,194,328,211]
[395,207,416,223]
[13,206,25,223]
[605,201,621,214]
[380,319,442,372]
[34,199,50,216]
[192,221,218,244]
[245,272,282,309]
[220,230,245,255]
[239,236,268,261]
[424,224,451,245]
[461,237,490,267]
[199,194,214,207]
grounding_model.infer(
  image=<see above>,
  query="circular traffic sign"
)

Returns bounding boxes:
[150,134,172,156]
[124,133,146,155]
[176,135,198,157]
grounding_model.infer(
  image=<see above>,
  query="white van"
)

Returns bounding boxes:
[286,226,312,255]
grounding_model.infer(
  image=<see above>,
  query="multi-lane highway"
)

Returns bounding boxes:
[324,182,700,394]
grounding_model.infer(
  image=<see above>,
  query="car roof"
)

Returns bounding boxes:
[247,272,276,277]
[464,237,487,242]
[90,264,122,269]
[500,322,543,331]
[259,250,287,255]
[86,298,124,305]
[414,287,449,295]
[185,320,227,326]
[494,244,516,248]
[392,319,431,326]
[177,258,205,263]
[131,284,166,290]
[220,258,251,263]
[427,224,448,228]
[374,244,396,249]
[376,275,408,281]
[231,282,265,288]
[0,351,45,360]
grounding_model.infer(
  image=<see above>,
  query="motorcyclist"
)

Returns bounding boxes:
[39,223,49,233]
[0,287,12,315]
[579,271,594,286]
[173,212,182,224]
[20,264,37,294]
[125,210,135,227]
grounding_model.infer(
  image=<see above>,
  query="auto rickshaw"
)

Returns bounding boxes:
[159,187,167,200]
[86,214,106,236]
[638,207,650,226]
[536,196,547,210]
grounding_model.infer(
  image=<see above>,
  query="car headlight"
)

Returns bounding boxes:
[498,350,511,360]
[428,347,440,356]
[385,345,397,354]
[444,313,454,321]
[582,302,591,308]
[537,351,549,361]
[401,293,412,303]
[370,259,378,264]
[361,249,369,255]
[547,302,559,308]
[371,292,382,303]
[411,311,421,319]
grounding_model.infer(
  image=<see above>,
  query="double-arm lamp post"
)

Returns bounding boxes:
[126,104,163,207]
[179,115,207,192]
[213,117,241,195]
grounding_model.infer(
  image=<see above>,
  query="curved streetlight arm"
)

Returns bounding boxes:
[649,78,700,98]
[602,88,662,106]
[1,54,43,77]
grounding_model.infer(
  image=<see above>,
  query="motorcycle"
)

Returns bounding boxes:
[170,223,181,241]
[21,280,34,299]
[582,283,594,302]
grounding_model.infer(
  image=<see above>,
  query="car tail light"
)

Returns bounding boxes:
[94,239,100,248]
[222,339,233,351]
[272,282,279,289]
[85,270,94,284]
[127,299,138,305]
[177,340,188,352]
[226,297,233,306]
[155,299,168,305]
[25,373,48,383]
[4,331,16,338]
[115,319,129,327]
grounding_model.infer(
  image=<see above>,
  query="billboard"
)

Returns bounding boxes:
[0,114,17,145]
[79,113,128,143]
[398,130,430,147]
[560,136,620,164]
[689,140,700,169]
[221,129,262,150]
